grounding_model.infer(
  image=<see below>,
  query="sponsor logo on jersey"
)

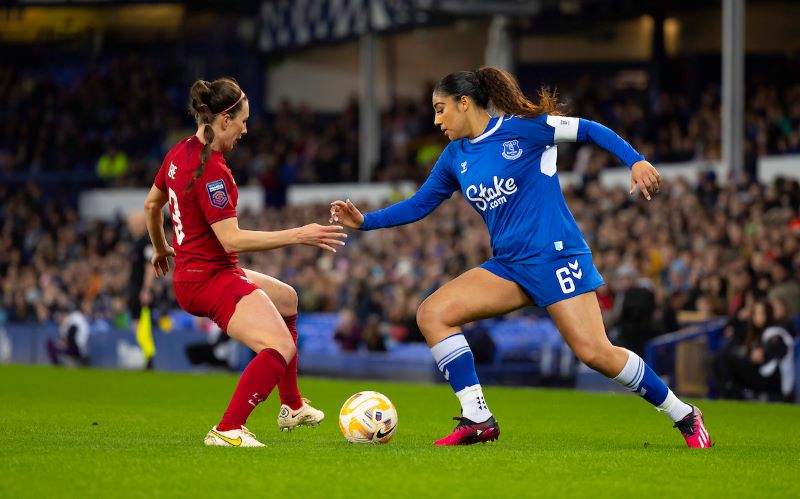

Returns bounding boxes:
[206,180,229,208]
[501,139,523,160]
[465,176,518,212]
[460,160,468,173]
[168,162,178,179]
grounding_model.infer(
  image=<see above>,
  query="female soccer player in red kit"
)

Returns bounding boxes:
[144,78,347,447]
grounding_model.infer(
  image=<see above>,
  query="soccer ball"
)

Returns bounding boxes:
[338,391,398,444]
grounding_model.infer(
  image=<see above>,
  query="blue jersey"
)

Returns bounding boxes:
[361,114,644,264]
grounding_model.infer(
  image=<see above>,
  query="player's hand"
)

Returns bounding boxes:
[151,246,175,277]
[329,199,364,229]
[630,160,661,201]
[295,223,347,253]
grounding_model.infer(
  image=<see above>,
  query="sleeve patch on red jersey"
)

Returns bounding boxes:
[206,180,229,208]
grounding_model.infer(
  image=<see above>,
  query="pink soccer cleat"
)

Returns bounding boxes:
[434,416,500,446]
[673,405,712,448]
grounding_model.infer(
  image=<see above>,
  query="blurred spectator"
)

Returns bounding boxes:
[46,303,90,367]
[361,314,387,352]
[713,299,795,401]
[96,142,129,180]
[333,309,361,352]
[767,257,800,316]
[610,263,657,356]
[769,295,797,335]
[464,325,497,365]
[185,324,236,371]
[660,290,689,334]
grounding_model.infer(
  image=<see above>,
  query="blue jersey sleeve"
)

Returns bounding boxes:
[361,144,459,230]
[545,115,644,168]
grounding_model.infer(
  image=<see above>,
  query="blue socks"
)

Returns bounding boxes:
[612,348,692,422]
[430,334,491,422]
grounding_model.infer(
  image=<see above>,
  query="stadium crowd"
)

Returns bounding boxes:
[2,55,800,195]
[2,54,798,399]
[2,173,798,345]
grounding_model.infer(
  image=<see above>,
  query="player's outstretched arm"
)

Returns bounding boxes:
[329,199,364,229]
[143,185,175,277]
[630,160,661,201]
[211,217,347,254]
[547,116,661,201]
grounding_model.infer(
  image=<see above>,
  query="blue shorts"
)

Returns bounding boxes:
[480,253,605,308]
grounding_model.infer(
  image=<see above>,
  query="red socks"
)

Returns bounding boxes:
[277,315,303,410]
[217,348,287,431]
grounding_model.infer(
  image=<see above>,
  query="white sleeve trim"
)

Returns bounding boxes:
[546,115,579,143]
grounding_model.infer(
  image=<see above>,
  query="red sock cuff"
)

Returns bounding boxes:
[261,347,288,369]
[283,314,298,330]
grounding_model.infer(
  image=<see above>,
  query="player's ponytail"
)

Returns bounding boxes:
[434,66,564,118]
[186,78,246,191]
[475,66,564,117]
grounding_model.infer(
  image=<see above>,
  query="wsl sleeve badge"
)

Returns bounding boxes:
[206,180,229,208]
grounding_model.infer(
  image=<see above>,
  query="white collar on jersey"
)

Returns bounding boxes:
[469,115,505,144]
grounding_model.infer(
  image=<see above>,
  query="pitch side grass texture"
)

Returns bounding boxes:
[1,364,798,498]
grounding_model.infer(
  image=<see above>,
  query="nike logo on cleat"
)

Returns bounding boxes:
[211,430,242,447]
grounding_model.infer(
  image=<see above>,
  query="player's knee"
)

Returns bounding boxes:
[279,336,297,361]
[576,342,616,374]
[268,333,296,362]
[265,281,298,317]
[283,285,298,316]
[416,300,441,334]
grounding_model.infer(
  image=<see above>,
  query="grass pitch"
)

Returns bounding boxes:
[1,364,798,498]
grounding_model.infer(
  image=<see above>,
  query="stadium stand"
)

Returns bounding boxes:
[1,49,798,399]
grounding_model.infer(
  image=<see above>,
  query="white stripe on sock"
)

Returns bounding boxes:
[437,346,471,370]
[431,335,469,365]
[613,348,641,390]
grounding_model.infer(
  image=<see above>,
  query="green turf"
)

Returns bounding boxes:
[1,364,798,498]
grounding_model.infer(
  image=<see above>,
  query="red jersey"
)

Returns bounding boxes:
[154,136,239,282]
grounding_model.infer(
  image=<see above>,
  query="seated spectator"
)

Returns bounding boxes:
[46,303,90,366]
[767,257,800,317]
[333,309,362,352]
[713,299,795,401]
[361,313,387,352]
[769,295,797,336]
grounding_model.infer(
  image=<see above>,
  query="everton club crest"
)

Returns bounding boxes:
[501,139,523,160]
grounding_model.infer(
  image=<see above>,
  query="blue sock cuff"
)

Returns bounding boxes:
[430,334,479,393]
[431,334,469,368]
[613,349,668,406]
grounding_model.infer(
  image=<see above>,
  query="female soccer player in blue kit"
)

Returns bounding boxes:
[330,67,711,448]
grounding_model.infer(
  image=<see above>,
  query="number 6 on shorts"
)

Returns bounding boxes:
[555,267,575,294]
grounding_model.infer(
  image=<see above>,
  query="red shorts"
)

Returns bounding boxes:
[174,267,259,333]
